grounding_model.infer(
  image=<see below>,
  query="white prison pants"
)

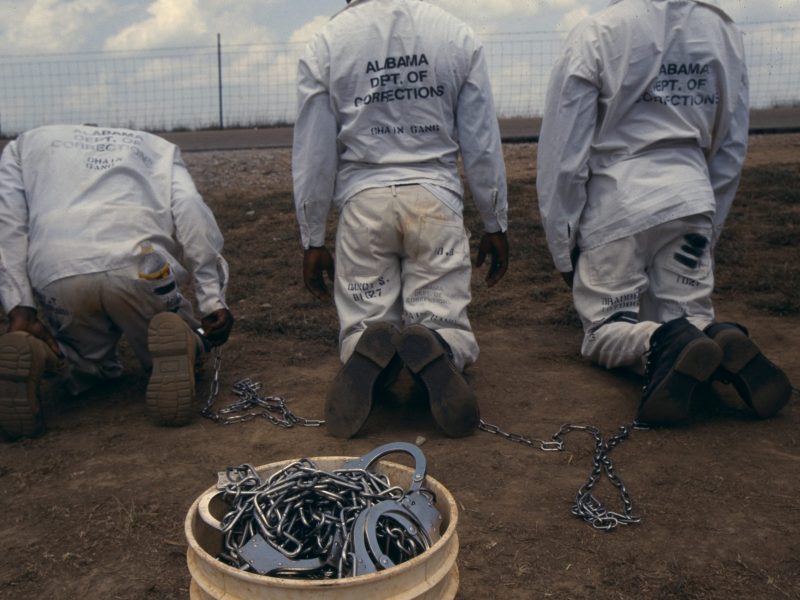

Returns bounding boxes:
[573,215,715,370]
[37,264,199,394]
[334,185,478,371]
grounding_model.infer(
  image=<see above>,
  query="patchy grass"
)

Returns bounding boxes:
[202,187,339,343]
[715,165,800,315]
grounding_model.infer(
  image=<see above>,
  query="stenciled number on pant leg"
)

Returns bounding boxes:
[347,276,389,302]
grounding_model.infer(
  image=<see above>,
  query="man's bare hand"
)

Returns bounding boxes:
[200,308,235,347]
[476,231,509,288]
[303,246,335,303]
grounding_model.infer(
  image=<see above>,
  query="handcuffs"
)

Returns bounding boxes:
[200,442,442,578]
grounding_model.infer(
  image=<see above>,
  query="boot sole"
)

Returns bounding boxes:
[325,322,397,438]
[714,329,792,418]
[393,325,479,438]
[146,313,195,426]
[0,333,44,439]
[638,337,722,425]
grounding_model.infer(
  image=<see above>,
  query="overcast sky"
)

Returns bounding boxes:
[0,0,797,134]
[1,1,800,55]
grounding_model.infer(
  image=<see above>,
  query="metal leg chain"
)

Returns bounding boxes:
[199,347,223,420]
[198,347,651,530]
[479,418,648,530]
[199,347,324,427]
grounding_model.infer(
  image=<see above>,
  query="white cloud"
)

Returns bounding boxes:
[559,7,591,32]
[424,0,600,35]
[430,0,577,31]
[104,0,208,50]
[103,0,280,51]
[289,16,331,45]
[432,0,543,20]
[547,0,580,8]
[723,1,800,23]
[3,0,798,58]
[2,0,109,53]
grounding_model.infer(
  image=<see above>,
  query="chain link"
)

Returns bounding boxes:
[215,453,437,579]
[199,347,325,427]
[202,347,652,529]
[479,418,647,530]
[199,346,223,419]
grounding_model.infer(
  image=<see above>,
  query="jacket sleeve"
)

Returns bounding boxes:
[292,37,338,249]
[169,148,229,317]
[0,140,36,313]
[536,35,599,273]
[456,40,508,233]
[708,68,749,244]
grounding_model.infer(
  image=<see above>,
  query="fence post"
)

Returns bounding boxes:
[217,33,224,129]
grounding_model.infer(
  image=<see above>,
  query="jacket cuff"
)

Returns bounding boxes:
[551,249,574,273]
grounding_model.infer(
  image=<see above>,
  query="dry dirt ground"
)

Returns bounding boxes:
[1,135,799,600]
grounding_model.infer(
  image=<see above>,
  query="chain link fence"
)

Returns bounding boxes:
[0,22,798,136]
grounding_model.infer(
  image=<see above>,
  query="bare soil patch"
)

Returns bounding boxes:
[1,136,798,599]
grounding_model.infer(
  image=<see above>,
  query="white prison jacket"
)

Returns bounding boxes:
[0,125,228,316]
[536,0,749,273]
[292,0,508,249]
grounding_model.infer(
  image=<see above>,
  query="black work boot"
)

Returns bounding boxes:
[393,324,479,438]
[325,322,398,438]
[639,318,722,425]
[705,322,792,419]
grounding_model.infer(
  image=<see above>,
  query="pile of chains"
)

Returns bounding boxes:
[200,348,324,427]
[213,443,439,579]
[479,419,646,530]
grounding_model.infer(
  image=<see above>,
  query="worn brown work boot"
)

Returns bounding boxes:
[393,324,479,438]
[638,318,722,425]
[325,321,399,438]
[705,322,792,419]
[146,312,197,426]
[0,332,60,440]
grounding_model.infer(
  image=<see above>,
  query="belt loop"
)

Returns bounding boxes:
[391,184,397,197]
